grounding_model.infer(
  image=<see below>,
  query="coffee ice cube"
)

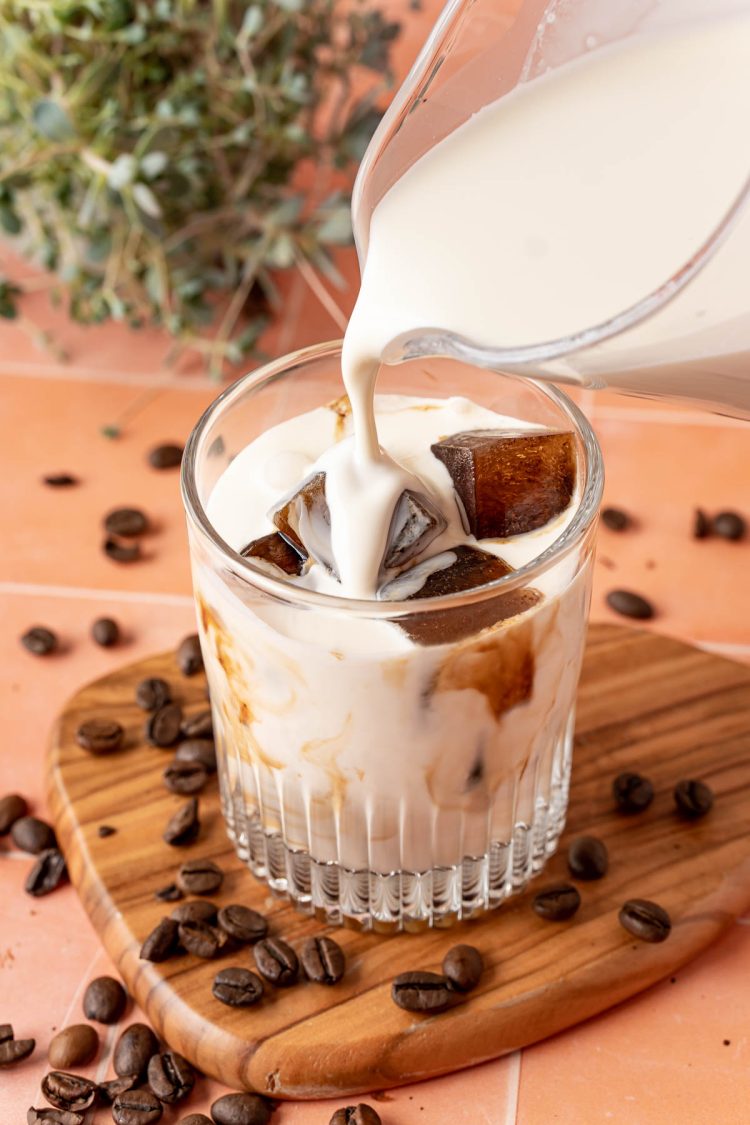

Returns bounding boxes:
[431,430,575,538]
[241,532,306,576]
[382,490,447,571]
[270,471,337,575]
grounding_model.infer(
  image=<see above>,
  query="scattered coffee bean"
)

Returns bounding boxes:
[147,1050,194,1103]
[25,848,68,896]
[148,443,184,470]
[254,937,299,986]
[180,1116,213,1125]
[42,473,79,488]
[104,536,142,564]
[171,899,218,925]
[0,1023,11,1042]
[83,976,127,1024]
[176,634,203,676]
[712,510,746,541]
[613,771,654,814]
[164,759,208,796]
[301,935,345,984]
[177,858,223,896]
[391,971,454,1013]
[48,1025,99,1070]
[27,1108,83,1124]
[98,1076,138,1103]
[41,1072,97,1112]
[674,779,714,820]
[112,1088,163,1124]
[329,1106,381,1125]
[140,918,180,963]
[693,508,710,539]
[532,883,581,921]
[210,1093,273,1125]
[178,919,224,959]
[98,824,117,838]
[217,904,267,945]
[175,738,216,774]
[179,711,214,741]
[154,882,183,902]
[442,944,483,992]
[618,898,672,943]
[75,718,124,755]
[21,626,58,656]
[135,678,172,712]
[212,967,264,1007]
[601,506,630,532]
[11,815,56,854]
[0,792,28,834]
[0,1035,35,1066]
[146,703,183,748]
[91,617,120,647]
[567,836,609,881]
[606,589,655,620]
[104,507,149,538]
[113,1023,159,1078]
[163,798,200,846]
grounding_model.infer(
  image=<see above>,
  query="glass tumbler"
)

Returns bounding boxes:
[181,342,603,931]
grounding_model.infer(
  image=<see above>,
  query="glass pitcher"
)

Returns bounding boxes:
[351,0,750,417]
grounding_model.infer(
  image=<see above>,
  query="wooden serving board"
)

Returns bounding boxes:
[48,624,750,1099]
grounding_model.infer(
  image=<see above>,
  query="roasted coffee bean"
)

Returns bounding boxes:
[97,1076,137,1103]
[301,935,345,984]
[601,506,630,531]
[254,937,299,986]
[104,507,149,538]
[83,976,127,1024]
[135,678,172,712]
[21,626,58,656]
[391,971,453,1013]
[146,703,183,748]
[27,1108,83,1124]
[147,1050,194,1103]
[98,824,117,838]
[179,710,214,741]
[171,899,218,924]
[42,473,78,488]
[113,1023,159,1078]
[712,510,746,541]
[212,967,264,1007]
[175,738,216,774]
[11,815,56,854]
[180,1117,213,1125]
[154,882,183,902]
[442,944,483,992]
[164,759,208,796]
[613,771,655,814]
[25,848,68,896]
[163,798,200,846]
[48,1025,98,1069]
[567,836,609,881]
[178,919,224,959]
[41,1072,97,1111]
[606,589,655,620]
[75,718,124,755]
[0,792,28,834]
[619,898,672,943]
[140,918,179,963]
[176,858,223,896]
[112,1089,163,1124]
[210,1093,273,1125]
[216,904,267,945]
[148,443,183,470]
[693,508,711,539]
[0,1035,35,1066]
[91,617,120,647]
[329,1106,381,1125]
[0,1023,11,1042]
[104,536,142,563]
[674,779,714,820]
[176,634,203,676]
[532,883,581,921]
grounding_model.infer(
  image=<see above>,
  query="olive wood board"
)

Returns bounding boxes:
[48,624,750,1099]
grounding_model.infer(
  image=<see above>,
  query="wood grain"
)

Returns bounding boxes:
[48,624,750,1099]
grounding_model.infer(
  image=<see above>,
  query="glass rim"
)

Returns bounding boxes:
[181,339,604,618]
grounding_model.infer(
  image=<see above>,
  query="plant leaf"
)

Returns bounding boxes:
[31,99,75,141]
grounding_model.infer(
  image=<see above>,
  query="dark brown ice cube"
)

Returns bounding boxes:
[382,489,447,571]
[241,532,306,576]
[431,430,576,539]
[270,471,337,575]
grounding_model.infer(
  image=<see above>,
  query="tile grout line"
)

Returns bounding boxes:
[504,1049,522,1125]
[0,362,223,391]
[0,581,195,607]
